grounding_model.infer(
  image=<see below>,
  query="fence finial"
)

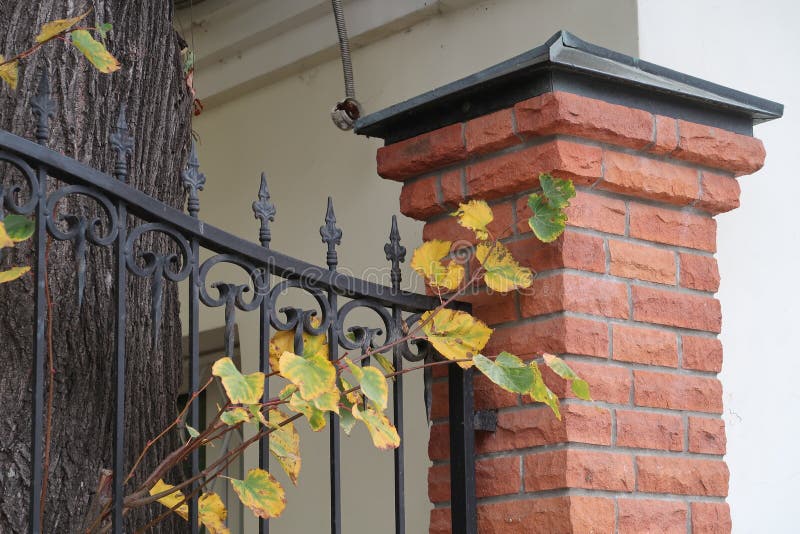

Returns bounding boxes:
[31,67,55,145]
[384,215,406,290]
[252,172,276,247]
[181,141,205,217]
[320,196,342,270]
[109,104,134,182]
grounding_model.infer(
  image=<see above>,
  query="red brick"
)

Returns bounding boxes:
[459,289,519,326]
[634,370,723,413]
[679,252,720,292]
[524,450,634,492]
[689,416,727,455]
[466,140,602,200]
[609,240,677,285]
[399,176,443,219]
[465,108,519,156]
[632,285,721,332]
[629,203,717,252]
[618,499,687,534]
[599,150,699,205]
[691,502,732,534]
[506,231,606,275]
[429,423,450,461]
[428,464,450,503]
[653,115,679,155]
[682,335,723,372]
[430,508,451,534]
[637,456,729,496]
[675,119,765,176]
[613,324,678,367]
[440,169,465,208]
[616,410,683,451]
[539,360,632,405]
[517,189,626,235]
[377,123,465,181]
[485,316,609,359]
[515,91,654,150]
[476,456,522,498]
[477,404,611,454]
[698,171,741,214]
[520,272,629,319]
[478,496,615,534]
[430,382,449,420]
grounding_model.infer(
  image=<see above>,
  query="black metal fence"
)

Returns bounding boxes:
[0,70,477,534]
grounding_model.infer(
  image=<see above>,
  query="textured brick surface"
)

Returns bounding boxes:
[629,203,717,252]
[634,370,723,413]
[524,450,635,492]
[698,171,741,214]
[632,285,722,332]
[507,231,606,274]
[485,316,609,359]
[637,456,729,496]
[682,335,723,372]
[399,175,444,219]
[675,119,766,176]
[478,496,615,534]
[617,499,687,534]
[616,410,683,451]
[599,150,699,205]
[679,252,720,292]
[689,416,727,455]
[609,240,677,285]
[520,273,629,319]
[465,108,519,156]
[691,502,732,534]
[613,324,678,367]
[377,123,465,180]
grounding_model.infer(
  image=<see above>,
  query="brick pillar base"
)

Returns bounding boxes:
[358,32,779,534]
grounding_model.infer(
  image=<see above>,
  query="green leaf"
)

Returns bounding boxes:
[472,353,535,394]
[269,410,301,485]
[571,378,591,401]
[0,56,18,90]
[198,492,229,534]
[345,360,388,411]
[419,309,492,368]
[373,353,395,376]
[452,199,493,240]
[3,215,34,242]
[287,391,327,431]
[278,384,298,401]
[70,30,120,73]
[279,351,336,402]
[530,362,561,420]
[185,424,200,439]
[35,11,89,43]
[220,407,252,426]
[230,468,286,520]
[527,174,575,243]
[97,22,113,38]
[0,266,30,284]
[352,405,400,450]
[475,242,533,293]
[338,394,358,435]
[212,357,265,405]
[410,240,464,291]
[542,353,579,380]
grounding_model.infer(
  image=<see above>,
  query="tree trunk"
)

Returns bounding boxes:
[0,1,191,532]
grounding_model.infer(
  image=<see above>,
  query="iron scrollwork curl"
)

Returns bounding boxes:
[45,185,120,307]
[0,150,40,218]
[269,279,331,355]
[125,222,193,347]
[335,299,395,358]
[397,312,437,363]
[198,254,267,356]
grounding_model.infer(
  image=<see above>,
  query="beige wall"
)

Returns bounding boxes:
[188,0,637,531]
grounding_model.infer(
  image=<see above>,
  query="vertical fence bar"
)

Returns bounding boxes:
[110,104,134,534]
[320,198,342,534]
[29,66,54,534]
[385,216,406,534]
[448,364,477,534]
[182,142,205,534]
[253,173,275,534]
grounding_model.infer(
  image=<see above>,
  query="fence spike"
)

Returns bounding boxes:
[384,215,406,290]
[181,141,205,218]
[320,196,342,270]
[252,172,276,248]
[109,104,134,182]
[30,67,55,145]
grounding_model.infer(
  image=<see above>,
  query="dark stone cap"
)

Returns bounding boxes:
[355,30,783,143]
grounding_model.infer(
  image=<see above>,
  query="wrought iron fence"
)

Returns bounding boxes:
[0,70,478,534]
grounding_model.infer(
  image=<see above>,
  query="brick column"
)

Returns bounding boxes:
[357,32,780,534]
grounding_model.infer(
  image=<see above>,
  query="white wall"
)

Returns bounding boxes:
[638,2,798,532]
[190,0,637,531]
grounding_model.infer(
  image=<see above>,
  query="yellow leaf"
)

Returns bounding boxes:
[476,242,533,293]
[35,11,90,43]
[0,266,30,284]
[150,479,188,521]
[352,404,400,450]
[419,309,492,369]
[0,221,14,249]
[269,410,301,485]
[220,407,252,426]
[452,200,494,240]
[230,468,286,520]
[410,240,464,291]
[0,56,18,90]
[70,30,120,73]
[269,318,327,371]
[279,351,336,402]
[212,357,265,404]
[199,492,229,534]
[287,391,327,431]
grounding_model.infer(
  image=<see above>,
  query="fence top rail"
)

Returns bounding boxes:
[0,129,462,313]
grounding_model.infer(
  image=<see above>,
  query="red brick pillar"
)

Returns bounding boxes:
[358,34,778,534]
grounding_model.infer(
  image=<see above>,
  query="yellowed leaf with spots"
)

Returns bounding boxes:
[0,56,18,90]
[452,199,494,240]
[230,469,286,520]
[150,479,188,520]
[35,11,89,42]
[199,492,229,534]
[410,239,464,291]
[419,309,491,368]
[476,242,533,293]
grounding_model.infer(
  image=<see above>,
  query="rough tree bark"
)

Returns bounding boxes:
[0,1,191,532]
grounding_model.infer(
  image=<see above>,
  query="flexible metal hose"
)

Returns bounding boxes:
[331,0,355,99]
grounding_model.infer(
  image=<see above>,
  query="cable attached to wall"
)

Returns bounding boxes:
[330,0,363,130]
